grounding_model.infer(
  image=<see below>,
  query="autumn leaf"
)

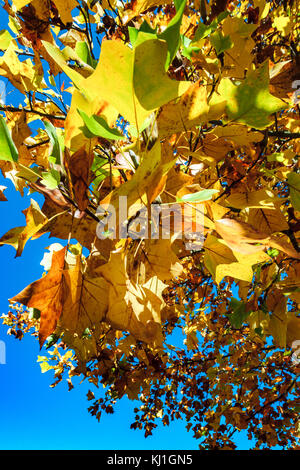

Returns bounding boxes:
[0,185,7,201]
[287,172,300,212]
[215,218,300,259]
[0,116,18,162]
[44,34,190,129]
[123,0,173,22]
[225,189,278,210]
[1,0,300,448]
[52,0,77,25]
[10,247,66,347]
[64,146,94,212]
[157,81,209,138]
[100,141,177,232]
[215,62,288,129]
[204,235,269,284]
[0,199,51,257]
[96,250,167,346]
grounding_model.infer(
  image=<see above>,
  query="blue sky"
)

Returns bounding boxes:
[0,3,254,450]
[0,180,202,450]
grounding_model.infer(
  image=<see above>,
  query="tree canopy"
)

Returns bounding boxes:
[0,0,299,450]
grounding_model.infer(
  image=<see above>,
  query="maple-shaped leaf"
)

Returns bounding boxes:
[221,16,257,79]
[204,235,270,284]
[266,289,288,348]
[215,62,288,129]
[96,251,167,347]
[10,247,66,347]
[0,199,50,257]
[215,218,300,259]
[57,256,109,338]
[127,239,183,283]
[0,43,45,93]
[44,34,190,129]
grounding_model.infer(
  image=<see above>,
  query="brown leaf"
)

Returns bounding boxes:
[0,186,7,201]
[10,247,66,347]
[215,218,300,259]
[65,147,94,212]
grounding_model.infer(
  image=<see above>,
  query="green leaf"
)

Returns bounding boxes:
[0,115,18,162]
[129,0,186,69]
[158,0,187,69]
[75,41,97,68]
[129,20,156,46]
[194,12,228,41]
[78,109,124,140]
[267,152,285,162]
[194,19,218,40]
[43,121,61,165]
[228,298,250,328]
[210,30,232,55]
[267,248,279,258]
[44,36,189,130]
[41,168,61,189]
[217,62,288,129]
[181,35,201,60]
[129,26,139,46]
[177,189,219,203]
[287,172,300,211]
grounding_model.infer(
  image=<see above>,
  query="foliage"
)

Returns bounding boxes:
[0,0,300,450]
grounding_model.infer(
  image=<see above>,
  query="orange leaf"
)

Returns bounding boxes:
[10,247,66,347]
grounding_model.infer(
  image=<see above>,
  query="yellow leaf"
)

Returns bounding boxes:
[97,251,167,346]
[273,16,292,36]
[65,89,118,151]
[12,0,32,9]
[157,81,209,139]
[247,207,289,234]
[0,43,45,93]
[44,34,189,129]
[266,290,288,348]
[123,0,173,22]
[225,189,278,210]
[286,313,300,347]
[0,199,49,257]
[100,141,176,231]
[52,0,77,24]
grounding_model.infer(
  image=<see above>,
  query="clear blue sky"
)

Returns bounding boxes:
[0,3,252,450]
